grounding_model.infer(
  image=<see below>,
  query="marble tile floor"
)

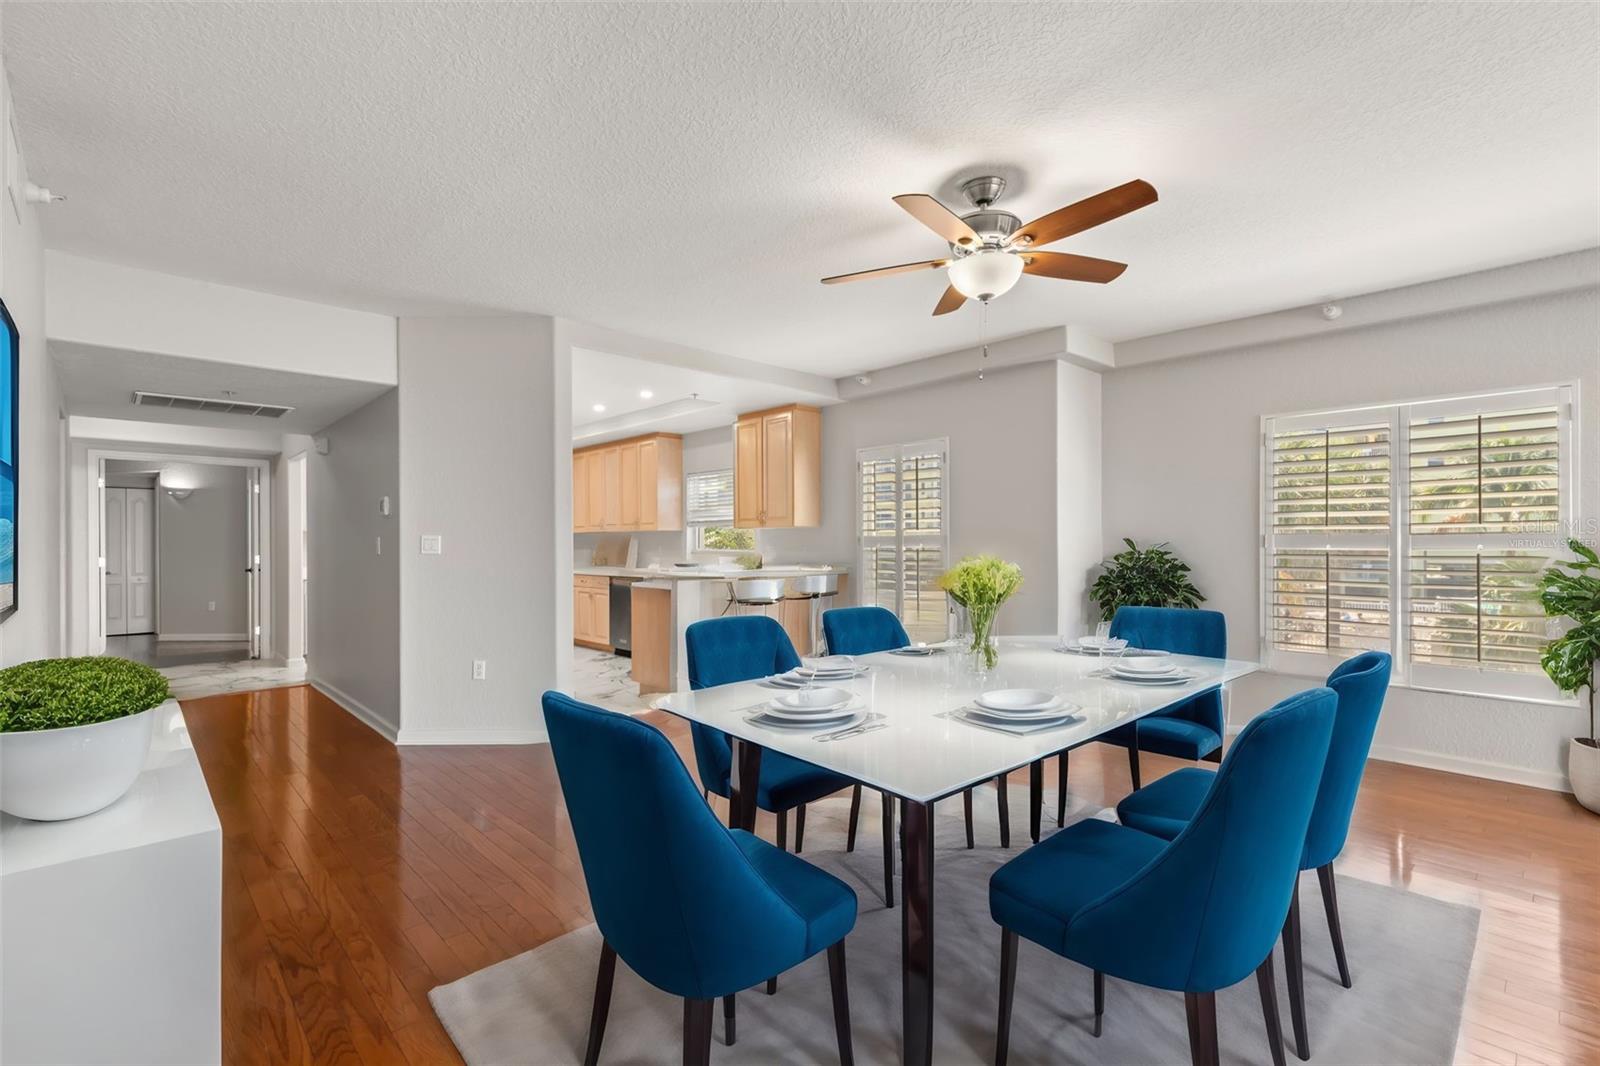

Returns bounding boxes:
[571,646,655,714]
[106,633,253,668]
[160,658,309,700]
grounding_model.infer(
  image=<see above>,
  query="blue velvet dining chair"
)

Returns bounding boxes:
[823,605,1018,855]
[542,691,857,1066]
[1117,650,1392,1060]
[990,686,1337,1066]
[1097,606,1229,792]
[685,615,863,855]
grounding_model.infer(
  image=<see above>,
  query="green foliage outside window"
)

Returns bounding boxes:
[698,526,755,551]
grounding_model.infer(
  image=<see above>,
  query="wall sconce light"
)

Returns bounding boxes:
[165,488,194,501]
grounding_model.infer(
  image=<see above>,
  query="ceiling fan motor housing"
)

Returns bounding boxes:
[950,209,1020,256]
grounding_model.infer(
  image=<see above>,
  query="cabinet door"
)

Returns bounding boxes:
[637,439,659,530]
[574,583,591,643]
[602,447,624,529]
[587,450,606,531]
[592,587,610,644]
[573,452,591,532]
[619,442,640,529]
[734,418,764,527]
[762,411,794,527]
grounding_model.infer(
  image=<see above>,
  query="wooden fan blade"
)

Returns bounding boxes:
[1020,251,1128,284]
[893,193,982,248]
[821,258,949,285]
[1007,179,1158,248]
[932,285,967,316]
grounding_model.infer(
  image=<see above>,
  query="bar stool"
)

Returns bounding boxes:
[721,576,788,619]
[789,572,841,656]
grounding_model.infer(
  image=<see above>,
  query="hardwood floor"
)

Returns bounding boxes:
[183,685,1600,1065]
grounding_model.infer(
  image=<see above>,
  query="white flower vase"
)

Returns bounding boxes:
[1570,738,1600,815]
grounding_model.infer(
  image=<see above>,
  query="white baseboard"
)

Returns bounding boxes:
[278,657,307,670]
[309,679,399,744]
[1367,743,1571,794]
[396,728,548,746]
[159,632,249,642]
[1225,723,1571,793]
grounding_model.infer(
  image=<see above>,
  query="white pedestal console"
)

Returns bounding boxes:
[1,699,222,1065]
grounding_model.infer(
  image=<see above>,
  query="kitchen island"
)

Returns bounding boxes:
[573,564,850,693]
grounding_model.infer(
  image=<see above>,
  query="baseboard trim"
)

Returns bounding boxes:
[310,679,399,744]
[278,657,307,669]
[159,632,249,642]
[395,728,548,746]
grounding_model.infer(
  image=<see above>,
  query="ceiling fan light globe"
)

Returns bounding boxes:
[948,249,1023,301]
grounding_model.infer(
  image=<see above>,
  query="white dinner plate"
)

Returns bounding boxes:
[1108,670,1193,686]
[801,656,857,673]
[757,704,863,727]
[889,645,940,656]
[968,698,1078,722]
[772,687,853,714]
[975,688,1060,713]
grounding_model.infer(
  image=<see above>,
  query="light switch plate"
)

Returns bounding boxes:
[420,534,443,555]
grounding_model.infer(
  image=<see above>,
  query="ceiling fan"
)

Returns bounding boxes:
[821,175,1157,315]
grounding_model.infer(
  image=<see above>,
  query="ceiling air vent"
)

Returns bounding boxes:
[133,391,295,419]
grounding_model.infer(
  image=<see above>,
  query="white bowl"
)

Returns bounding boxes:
[1111,657,1177,676]
[775,686,853,713]
[0,706,158,821]
[975,689,1059,713]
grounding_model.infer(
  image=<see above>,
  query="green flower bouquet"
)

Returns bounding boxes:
[939,554,1023,671]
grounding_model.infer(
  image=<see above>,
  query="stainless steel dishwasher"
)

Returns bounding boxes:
[609,577,640,655]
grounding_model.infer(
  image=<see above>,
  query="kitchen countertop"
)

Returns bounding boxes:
[574,564,848,580]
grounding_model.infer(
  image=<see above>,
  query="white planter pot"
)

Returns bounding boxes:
[1572,737,1600,816]
[0,705,157,821]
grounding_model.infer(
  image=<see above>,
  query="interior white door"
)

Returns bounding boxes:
[104,488,128,637]
[124,488,156,635]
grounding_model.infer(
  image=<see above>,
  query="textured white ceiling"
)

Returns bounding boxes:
[7,3,1597,377]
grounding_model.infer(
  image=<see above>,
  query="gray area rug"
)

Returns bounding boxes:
[431,787,1477,1065]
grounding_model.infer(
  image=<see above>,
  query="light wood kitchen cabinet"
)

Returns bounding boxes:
[572,433,684,532]
[573,575,610,648]
[733,404,821,528]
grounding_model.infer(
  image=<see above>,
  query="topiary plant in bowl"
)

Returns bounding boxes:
[0,657,172,821]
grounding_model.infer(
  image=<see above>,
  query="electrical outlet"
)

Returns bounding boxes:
[207,601,216,612]
[472,660,487,681]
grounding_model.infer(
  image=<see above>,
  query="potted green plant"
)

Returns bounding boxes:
[1090,538,1206,621]
[1538,538,1600,814]
[0,656,172,821]
[939,554,1023,671]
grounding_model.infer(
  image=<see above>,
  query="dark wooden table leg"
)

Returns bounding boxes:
[901,799,935,1066]
[1056,751,1070,826]
[880,791,895,908]
[962,788,975,849]
[728,737,762,832]
[1028,759,1043,843]
[846,784,862,852]
[996,775,1011,848]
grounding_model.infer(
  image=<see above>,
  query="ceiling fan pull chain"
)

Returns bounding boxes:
[977,301,989,381]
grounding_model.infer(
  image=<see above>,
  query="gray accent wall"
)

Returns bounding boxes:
[308,389,400,734]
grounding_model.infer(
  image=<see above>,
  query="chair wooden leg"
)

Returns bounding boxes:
[765,975,777,994]
[583,940,617,1066]
[995,929,1018,1066]
[1282,877,1310,1060]
[722,993,735,1046]
[827,941,854,1066]
[963,788,975,849]
[846,785,861,852]
[996,774,1011,848]
[880,791,895,908]
[1092,969,1104,1037]
[683,997,713,1066]
[1127,745,1142,791]
[795,803,807,854]
[1256,951,1287,1066]
[776,809,788,851]
[1028,759,1043,843]
[1056,751,1069,827]
[1318,863,1353,988]
[1184,991,1219,1066]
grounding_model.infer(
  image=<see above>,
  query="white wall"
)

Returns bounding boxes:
[1102,285,1599,790]
[153,464,248,638]
[397,316,568,743]
[1055,362,1103,637]
[0,27,65,667]
[45,252,397,384]
[308,390,400,735]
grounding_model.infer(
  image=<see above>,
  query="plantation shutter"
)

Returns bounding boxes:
[858,440,949,644]
[685,470,735,526]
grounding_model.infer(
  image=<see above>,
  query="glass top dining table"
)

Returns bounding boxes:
[654,636,1261,1065]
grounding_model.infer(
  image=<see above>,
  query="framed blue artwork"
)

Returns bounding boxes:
[0,298,16,623]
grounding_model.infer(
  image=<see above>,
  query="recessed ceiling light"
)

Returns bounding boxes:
[639,389,654,399]
[592,403,606,413]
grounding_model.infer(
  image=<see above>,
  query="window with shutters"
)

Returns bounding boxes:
[1262,386,1574,702]
[684,470,755,553]
[858,439,949,644]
